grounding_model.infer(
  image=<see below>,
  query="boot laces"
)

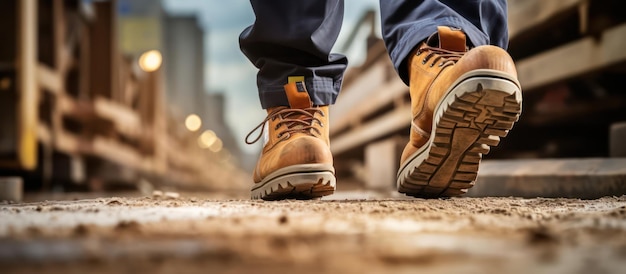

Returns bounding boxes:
[245,107,324,145]
[417,46,465,68]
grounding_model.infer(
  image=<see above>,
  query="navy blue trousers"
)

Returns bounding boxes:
[239,0,509,109]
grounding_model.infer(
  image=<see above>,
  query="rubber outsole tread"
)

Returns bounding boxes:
[398,79,522,199]
[252,173,336,201]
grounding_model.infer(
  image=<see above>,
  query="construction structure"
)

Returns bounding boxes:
[0,0,247,199]
[332,0,626,194]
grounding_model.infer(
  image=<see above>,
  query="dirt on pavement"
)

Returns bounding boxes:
[1,192,626,274]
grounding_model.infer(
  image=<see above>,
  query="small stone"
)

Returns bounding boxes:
[152,190,163,198]
[164,192,180,199]
[278,215,288,225]
[106,200,122,206]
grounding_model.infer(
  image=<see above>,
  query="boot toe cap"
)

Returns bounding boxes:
[460,45,518,76]
[279,136,333,166]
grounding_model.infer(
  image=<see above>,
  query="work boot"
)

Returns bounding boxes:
[397,26,523,198]
[246,81,335,200]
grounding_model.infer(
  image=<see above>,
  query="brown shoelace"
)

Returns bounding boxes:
[245,107,324,145]
[416,46,465,68]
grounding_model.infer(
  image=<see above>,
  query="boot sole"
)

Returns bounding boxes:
[397,70,522,198]
[251,164,336,200]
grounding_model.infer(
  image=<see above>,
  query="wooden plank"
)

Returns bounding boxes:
[53,0,69,74]
[93,96,141,138]
[36,123,52,146]
[53,129,157,177]
[36,63,63,94]
[517,23,626,91]
[331,103,410,155]
[507,0,582,38]
[524,95,625,126]
[141,70,167,172]
[57,95,141,140]
[331,77,407,134]
[17,0,38,170]
[78,23,91,100]
[344,39,388,84]
[468,158,626,199]
[57,93,93,118]
[332,60,390,121]
[89,0,117,99]
[92,137,143,169]
[54,130,83,155]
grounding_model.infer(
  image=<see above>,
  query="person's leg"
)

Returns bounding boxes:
[239,0,347,109]
[380,0,508,83]
[379,1,522,198]
[239,0,346,200]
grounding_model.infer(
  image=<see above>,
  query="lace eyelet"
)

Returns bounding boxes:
[416,51,422,56]
[421,59,427,65]
[438,62,444,67]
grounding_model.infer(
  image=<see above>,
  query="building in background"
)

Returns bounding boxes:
[117,0,243,167]
[201,93,243,167]
[162,16,205,118]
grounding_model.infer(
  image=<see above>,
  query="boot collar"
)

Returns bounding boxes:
[426,26,467,52]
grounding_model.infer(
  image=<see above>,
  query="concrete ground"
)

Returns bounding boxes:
[1,190,626,274]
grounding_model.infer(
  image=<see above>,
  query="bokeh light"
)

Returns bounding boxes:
[208,138,223,153]
[184,114,202,132]
[138,50,162,72]
[198,130,217,148]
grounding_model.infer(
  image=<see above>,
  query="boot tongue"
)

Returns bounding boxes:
[426,26,467,52]
[284,78,313,109]
[280,78,314,131]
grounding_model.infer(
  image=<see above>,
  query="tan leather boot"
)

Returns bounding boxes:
[397,26,523,198]
[246,81,335,200]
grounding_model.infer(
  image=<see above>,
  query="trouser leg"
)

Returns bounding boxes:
[239,0,347,109]
[379,0,509,84]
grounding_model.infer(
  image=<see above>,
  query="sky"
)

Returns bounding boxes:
[162,0,381,154]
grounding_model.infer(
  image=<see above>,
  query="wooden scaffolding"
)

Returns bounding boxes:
[0,0,248,194]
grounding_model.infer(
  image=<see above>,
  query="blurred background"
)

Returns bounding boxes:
[0,0,625,199]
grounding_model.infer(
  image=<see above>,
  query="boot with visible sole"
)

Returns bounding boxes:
[397,26,522,198]
[247,81,335,200]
